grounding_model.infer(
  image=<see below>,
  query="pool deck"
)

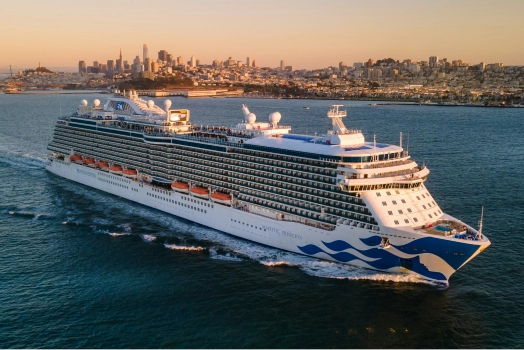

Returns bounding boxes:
[416,221,469,237]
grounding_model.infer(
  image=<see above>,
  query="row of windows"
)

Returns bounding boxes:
[99,178,129,189]
[148,188,215,208]
[231,218,266,231]
[99,172,131,183]
[146,192,212,212]
[349,182,421,192]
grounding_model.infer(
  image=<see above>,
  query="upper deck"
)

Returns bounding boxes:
[70,95,408,165]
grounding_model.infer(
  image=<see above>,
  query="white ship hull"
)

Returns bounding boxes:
[46,158,488,284]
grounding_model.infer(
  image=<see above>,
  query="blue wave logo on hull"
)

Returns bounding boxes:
[298,237,481,281]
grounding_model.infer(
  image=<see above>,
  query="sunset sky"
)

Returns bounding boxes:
[2,0,524,70]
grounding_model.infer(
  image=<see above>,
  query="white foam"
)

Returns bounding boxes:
[164,243,204,251]
[260,260,298,267]
[209,248,243,261]
[140,234,156,242]
[116,223,132,233]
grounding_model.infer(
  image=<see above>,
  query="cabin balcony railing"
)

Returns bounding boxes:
[164,157,367,209]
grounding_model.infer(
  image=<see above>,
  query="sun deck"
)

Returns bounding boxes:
[416,219,484,241]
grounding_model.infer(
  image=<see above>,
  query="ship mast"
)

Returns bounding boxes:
[477,206,484,238]
[327,105,347,134]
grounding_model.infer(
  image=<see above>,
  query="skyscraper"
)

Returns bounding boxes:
[280,60,286,70]
[78,61,86,73]
[158,50,168,62]
[143,44,148,62]
[429,56,438,68]
[118,49,124,72]
[246,57,252,67]
[107,60,115,74]
[144,58,151,71]
[190,55,196,68]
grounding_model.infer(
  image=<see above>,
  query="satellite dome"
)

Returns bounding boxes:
[93,99,100,107]
[81,99,88,106]
[247,112,256,124]
[164,99,172,110]
[269,111,281,125]
[147,100,155,109]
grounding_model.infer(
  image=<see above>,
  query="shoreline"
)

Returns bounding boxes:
[2,90,522,108]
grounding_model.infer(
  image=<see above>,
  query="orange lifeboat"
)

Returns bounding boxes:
[211,192,232,205]
[190,186,209,199]
[171,181,189,193]
[122,169,138,179]
[70,154,83,164]
[85,158,96,167]
[109,165,123,174]
[98,161,109,171]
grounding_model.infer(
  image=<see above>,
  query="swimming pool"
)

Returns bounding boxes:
[434,225,452,233]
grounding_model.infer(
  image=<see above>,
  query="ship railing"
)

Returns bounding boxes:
[239,194,372,227]
[166,156,369,212]
[235,205,335,231]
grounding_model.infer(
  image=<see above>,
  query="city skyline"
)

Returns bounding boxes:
[1,0,524,70]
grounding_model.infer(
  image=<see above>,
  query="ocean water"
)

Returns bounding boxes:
[0,94,523,348]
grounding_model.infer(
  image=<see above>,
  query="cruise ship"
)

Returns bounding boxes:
[46,91,490,284]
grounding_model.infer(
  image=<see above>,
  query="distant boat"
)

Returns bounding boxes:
[303,106,310,110]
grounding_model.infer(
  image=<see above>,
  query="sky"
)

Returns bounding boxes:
[1,0,524,70]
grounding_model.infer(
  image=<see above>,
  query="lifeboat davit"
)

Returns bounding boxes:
[85,158,96,167]
[109,165,123,174]
[171,181,189,193]
[98,161,109,171]
[211,192,232,205]
[122,169,138,178]
[190,186,209,199]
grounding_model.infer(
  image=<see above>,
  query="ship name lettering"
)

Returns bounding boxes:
[262,225,279,233]
[281,230,303,240]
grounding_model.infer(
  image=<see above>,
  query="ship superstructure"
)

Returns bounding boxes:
[46,91,490,284]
